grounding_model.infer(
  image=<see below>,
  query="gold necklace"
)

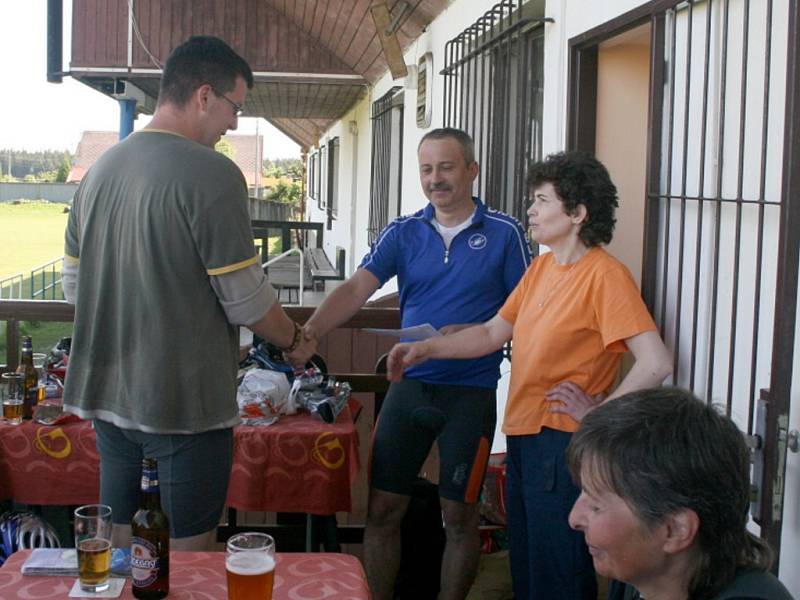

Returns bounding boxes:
[537,261,579,307]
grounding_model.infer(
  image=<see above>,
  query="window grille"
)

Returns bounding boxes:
[308,151,318,202]
[645,0,788,423]
[327,137,340,223]
[368,86,404,244]
[442,0,546,226]
[318,144,328,211]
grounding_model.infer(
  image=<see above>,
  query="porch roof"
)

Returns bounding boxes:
[66,0,449,150]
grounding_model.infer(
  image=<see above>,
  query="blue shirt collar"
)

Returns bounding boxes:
[422,197,487,223]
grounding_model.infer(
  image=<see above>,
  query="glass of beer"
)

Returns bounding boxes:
[74,504,112,593]
[32,353,48,403]
[226,532,275,600]
[2,372,24,425]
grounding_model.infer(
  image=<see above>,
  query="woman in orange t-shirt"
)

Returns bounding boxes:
[387,151,672,600]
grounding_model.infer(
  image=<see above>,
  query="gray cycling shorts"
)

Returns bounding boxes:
[93,419,233,539]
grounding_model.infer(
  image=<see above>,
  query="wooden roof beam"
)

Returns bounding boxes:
[370,2,408,80]
[252,71,368,85]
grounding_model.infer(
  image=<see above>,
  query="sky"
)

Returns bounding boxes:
[0,1,301,158]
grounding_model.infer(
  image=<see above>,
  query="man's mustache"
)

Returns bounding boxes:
[427,183,452,192]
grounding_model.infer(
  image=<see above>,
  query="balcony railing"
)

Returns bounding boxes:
[0,299,400,384]
[0,274,24,300]
[0,257,65,301]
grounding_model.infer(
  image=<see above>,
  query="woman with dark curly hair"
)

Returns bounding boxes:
[386,150,672,599]
[568,387,792,600]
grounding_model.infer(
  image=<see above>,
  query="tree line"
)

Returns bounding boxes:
[0,149,72,183]
[0,149,302,202]
[262,158,302,205]
[263,157,302,181]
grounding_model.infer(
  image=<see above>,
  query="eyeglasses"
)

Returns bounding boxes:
[211,87,244,117]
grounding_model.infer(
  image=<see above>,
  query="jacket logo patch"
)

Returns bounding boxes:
[468,233,487,250]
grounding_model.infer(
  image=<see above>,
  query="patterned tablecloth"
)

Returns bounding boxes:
[0,550,371,599]
[0,410,359,514]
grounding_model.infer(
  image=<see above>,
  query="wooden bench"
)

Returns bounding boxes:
[305,247,345,289]
[263,254,311,304]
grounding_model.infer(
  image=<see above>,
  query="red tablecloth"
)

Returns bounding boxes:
[0,411,359,514]
[0,550,370,599]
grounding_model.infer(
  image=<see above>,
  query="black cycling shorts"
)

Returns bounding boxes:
[369,378,496,503]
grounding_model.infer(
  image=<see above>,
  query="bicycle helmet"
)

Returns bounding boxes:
[0,511,60,565]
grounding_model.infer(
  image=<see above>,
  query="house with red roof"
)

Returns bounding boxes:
[67,131,263,190]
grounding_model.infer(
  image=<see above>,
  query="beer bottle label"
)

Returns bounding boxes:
[131,537,161,587]
[140,468,159,493]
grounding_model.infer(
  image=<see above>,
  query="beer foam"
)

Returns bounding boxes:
[226,552,275,575]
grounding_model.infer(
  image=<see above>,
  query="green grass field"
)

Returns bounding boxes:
[0,201,69,278]
[1,201,73,359]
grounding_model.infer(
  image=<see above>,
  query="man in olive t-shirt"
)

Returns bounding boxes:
[61,36,315,551]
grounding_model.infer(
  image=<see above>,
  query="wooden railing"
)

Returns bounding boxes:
[0,299,400,382]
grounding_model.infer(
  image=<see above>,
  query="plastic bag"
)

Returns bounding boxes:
[236,368,292,425]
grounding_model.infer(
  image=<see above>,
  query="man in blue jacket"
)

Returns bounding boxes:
[299,128,530,599]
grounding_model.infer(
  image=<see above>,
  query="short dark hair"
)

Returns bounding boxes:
[526,151,617,247]
[418,128,475,165]
[158,36,254,108]
[567,388,773,599]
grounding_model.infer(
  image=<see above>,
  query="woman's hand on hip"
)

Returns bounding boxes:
[545,381,605,422]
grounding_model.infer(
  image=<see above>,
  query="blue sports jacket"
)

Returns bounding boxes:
[360,197,531,388]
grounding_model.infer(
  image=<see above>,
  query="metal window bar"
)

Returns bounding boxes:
[648,0,785,434]
[316,149,323,205]
[368,87,404,245]
[308,152,317,201]
[441,0,547,230]
[327,137,340,221]
[318,145,328,211]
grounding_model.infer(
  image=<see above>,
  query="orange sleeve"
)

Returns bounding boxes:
[593,265,657,351]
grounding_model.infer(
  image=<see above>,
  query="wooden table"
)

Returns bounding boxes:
[0,410,359,514]
[0,550,370,599]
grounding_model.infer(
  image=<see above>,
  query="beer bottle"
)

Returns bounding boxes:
[131,458,170,599]
[16,336,37,419]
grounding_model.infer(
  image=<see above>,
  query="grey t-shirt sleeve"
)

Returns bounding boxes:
[210,262,277,326]
[183,153,260,275]
[61,257,79,304]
